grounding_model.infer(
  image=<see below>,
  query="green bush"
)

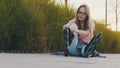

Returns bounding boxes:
[94,21,120,53]
[0,0,44,53]
[0,0,74,53]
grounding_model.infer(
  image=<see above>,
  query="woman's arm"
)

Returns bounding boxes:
[63,18,76,29]
[89,21,95,39]
[71,28,90,37]
[69,21,90,36]
[68,21,90,37]
[76,29,90,37]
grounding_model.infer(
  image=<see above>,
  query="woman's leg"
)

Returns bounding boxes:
[64,27,81,56]
[64,27,70,56]
[68,34,80,56]
[84,32,103,57]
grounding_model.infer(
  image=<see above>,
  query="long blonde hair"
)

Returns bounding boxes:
[75,4,94,40]
[75,4,91,30]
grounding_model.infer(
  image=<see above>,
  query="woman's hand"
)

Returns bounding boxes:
[70,27,78,33]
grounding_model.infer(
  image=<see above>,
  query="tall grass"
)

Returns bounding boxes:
[0,0,74,53]
[94,21,120,53]
[0,0,120,53]
[0,0,44,52]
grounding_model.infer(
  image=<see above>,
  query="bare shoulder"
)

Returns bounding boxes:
[69,18,76,23]
[63,18,76,28]
[89,20,95,30]
[66,18,76,26]
[89,20,95,26]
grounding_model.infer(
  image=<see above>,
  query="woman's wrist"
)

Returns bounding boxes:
[75,30,79,33]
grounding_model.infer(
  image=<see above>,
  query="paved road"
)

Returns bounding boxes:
[0,53,120,68]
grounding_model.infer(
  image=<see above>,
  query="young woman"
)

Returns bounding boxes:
[63,4,98,57]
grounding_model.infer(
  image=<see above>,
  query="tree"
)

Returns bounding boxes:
[105,0,108,28]
[65,0,67,7]
[115,0,118,31]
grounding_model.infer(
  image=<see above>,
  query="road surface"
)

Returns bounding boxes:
[0,53,120,68]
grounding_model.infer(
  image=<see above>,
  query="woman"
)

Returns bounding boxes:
[63,4,98,57]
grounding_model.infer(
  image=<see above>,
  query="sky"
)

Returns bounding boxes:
[55,0,120,31]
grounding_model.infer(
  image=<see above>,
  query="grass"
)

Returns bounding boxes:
[94,21,120,53]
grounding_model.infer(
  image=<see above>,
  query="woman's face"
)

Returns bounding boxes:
[77,7,87,22]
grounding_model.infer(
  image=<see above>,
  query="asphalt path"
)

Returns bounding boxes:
[0,53,120,68]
